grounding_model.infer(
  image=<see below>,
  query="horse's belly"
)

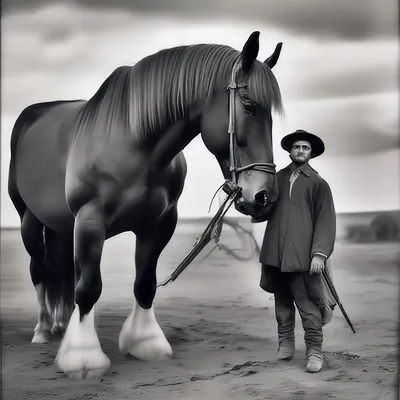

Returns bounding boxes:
[15,120,76,232]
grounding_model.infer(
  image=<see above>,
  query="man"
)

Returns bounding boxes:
[259,129,336,373]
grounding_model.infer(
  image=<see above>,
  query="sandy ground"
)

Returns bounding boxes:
[1,221,399,400]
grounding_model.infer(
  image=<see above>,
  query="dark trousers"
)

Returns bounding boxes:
[260,264,324,352]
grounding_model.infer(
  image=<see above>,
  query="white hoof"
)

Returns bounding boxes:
[55,306,110,379]
[32,325,51,344]
[56,348,110,380]
[119,301,172,361]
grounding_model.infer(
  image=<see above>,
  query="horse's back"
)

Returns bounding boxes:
[12,100,86,232]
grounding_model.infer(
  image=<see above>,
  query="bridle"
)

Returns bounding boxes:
[226,59,277,185]
[157,60,279,288]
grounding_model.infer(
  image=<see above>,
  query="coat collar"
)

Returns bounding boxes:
[287,162,313,177]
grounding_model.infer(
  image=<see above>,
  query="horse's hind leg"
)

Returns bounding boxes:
[20,210,52,343]
[44,228,75,336]
[119,207,177,361]
[8,160,51,342]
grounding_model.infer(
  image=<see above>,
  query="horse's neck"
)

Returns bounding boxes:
[149,115,201,171]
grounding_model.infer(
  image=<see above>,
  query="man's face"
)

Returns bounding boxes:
[290,140,312,164]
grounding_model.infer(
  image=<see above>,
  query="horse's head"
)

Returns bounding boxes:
[201,31,283,220]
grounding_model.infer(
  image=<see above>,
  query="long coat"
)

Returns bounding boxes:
[259,162,336,273]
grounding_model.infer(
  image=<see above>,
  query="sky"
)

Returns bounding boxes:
[1,0,399,227]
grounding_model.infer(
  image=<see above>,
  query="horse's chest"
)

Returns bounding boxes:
[104,185,170,232]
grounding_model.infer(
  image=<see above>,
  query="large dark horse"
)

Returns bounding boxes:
[8,31,283,379]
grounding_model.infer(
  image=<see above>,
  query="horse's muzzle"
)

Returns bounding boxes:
[234,189,278,219]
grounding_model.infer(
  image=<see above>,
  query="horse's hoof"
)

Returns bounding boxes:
[120,331,173,361]
[32,329,51,344]
[119,304,173,361]
[54,306,110,379]
[67,369,107,380]
[55,348,110,380]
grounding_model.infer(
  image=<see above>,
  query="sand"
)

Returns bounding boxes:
[1,222,398,399]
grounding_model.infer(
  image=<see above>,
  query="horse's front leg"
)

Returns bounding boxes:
[119,207,178,361]
[55,202,110,379]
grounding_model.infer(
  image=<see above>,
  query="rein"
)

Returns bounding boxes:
[157,180,241,287]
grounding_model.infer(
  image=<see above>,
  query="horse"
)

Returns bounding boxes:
[8,31,283,379]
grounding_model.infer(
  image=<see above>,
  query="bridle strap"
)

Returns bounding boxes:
[226,59,276,184]
[235,162,276,173]
[227,60,246,183]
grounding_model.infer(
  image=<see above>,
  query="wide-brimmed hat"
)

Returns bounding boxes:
[281,129,325,158]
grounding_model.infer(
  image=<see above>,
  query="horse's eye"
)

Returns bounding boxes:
[239,90,257,116]
[244,101,257,116]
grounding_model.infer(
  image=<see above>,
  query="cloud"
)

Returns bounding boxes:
[274,38,399,102]
[3,0,398,40]
[3,3,397,112]
[272,92,399,160]
[2,5,398,152]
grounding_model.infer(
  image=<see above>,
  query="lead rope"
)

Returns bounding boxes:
[156,181,241,287]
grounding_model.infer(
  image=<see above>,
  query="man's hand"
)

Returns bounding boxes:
[309,255,325,275]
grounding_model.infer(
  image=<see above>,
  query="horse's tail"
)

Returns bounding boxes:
[44,229,76,331]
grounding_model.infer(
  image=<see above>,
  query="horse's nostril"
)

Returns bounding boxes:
[255,190,268,206]
[235,197,249,215]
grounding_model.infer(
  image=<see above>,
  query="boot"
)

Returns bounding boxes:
[305,350,323,373]
[277,342,295,360]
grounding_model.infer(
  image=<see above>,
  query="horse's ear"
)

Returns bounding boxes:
[241,31,260,74]
[264,42,283,69]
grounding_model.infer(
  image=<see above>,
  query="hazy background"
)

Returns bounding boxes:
[1,0,399,227]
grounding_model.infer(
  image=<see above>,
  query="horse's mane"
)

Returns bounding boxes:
[76,44,283,144]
